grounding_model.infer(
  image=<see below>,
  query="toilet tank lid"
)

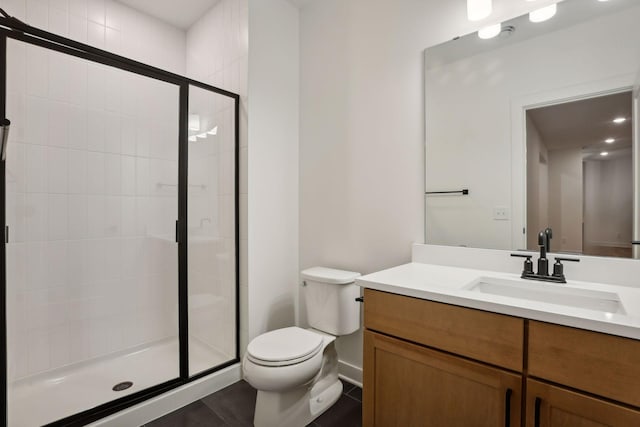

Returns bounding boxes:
[301,267,361,285]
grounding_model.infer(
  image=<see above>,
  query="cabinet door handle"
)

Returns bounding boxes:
[534,397,542,427]
[504,388,512,427]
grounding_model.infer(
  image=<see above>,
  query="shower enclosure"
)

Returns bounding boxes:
[0,16,239,427]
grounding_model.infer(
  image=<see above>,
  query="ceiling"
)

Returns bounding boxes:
[116,0,220,30]
[527,91,633,161]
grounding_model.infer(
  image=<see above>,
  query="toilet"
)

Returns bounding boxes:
[242,267,361,427]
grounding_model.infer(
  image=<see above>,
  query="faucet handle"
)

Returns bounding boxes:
[552,257,580,280]
[511,253,534,275]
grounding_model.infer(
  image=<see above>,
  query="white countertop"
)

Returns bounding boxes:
[357,262,640,340]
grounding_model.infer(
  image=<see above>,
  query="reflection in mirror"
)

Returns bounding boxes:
[526,92,633,258]
[424,0,640,259]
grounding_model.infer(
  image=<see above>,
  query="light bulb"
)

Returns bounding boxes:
[529,4,557,23]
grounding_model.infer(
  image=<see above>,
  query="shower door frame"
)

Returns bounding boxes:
[0,16,240,427]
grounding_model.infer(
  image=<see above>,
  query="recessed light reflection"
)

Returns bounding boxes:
[605,138,615,144]
[478,23,501,39]
[600,151,609,156]
[613,117,626,124]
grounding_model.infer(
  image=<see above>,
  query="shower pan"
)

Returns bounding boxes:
[0,14,239,427]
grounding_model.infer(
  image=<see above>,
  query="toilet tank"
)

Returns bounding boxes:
[301,267,361,336]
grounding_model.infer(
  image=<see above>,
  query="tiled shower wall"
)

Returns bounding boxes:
[186,0,248,358]
[2,0,186,381]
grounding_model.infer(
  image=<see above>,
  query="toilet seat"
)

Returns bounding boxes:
[247,327,324,367]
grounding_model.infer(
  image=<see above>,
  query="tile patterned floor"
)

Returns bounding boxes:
[145,379,362,427]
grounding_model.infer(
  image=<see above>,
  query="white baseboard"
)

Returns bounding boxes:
[89,364,242,427]
[338,359,362,388]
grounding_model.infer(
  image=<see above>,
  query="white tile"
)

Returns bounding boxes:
[6,91,26,143]
[3,0,27,20]
[46,240,68,284]
[7,39,27,92]
[47,147,68,193]
[25,193,48,242]
[87,64,106,110]
[87,195,105,238]
[135,119,150,157]
[134,196,148,236]
[25,96,49,145]
[87,0,104,24]
[67,149,87,194]
[104,69,121,113]
[105,27,121,55]
[25,144,47,193]
[85,237,105,281]
[26,0,48,30]
[7,193,27,243]
[67,58,88,106]
[104,196,120,237]
[87,21,105,49]
[25,241,47,289]
[28,328,51,373]
[120,155,135,195]
[103,237,121,278]
[87,109,106,152]
[47,194,68,240]
[105,0,122,29]
[27,45,49,96]
[68,0,86,17]
[67,239,87,284]
[49,0,68,11]
[67,105,88,149]
[7,142,27,194]
[121,115,136,155]
[48,6,68,36]
[68,13,88,43]
[104,153,121,195]
[104,113,121,153]
[67,194,88,239]
[49,324,71,368]
[135,158,149,196]
[49,53,70,102]
[48,102,69,147]
[86,151,105,194]
[120,196,135,237]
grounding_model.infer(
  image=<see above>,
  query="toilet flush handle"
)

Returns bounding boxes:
[355,296,364,303]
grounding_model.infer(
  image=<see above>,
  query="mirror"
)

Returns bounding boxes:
[424,0,640,258]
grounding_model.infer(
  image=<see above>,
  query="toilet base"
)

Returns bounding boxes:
[254,378,342,427]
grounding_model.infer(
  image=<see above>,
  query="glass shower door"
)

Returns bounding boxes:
[3,37,181,426]
[187,85,237,376]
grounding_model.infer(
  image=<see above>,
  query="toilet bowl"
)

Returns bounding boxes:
[243,267,361,427]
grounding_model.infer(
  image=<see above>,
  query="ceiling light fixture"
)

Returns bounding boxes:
[478,23,502,39]
[529,3,557,23]
[600,151,609,156]
[605,138,615,144]
[467,0,492,21]
[613,117,626,124]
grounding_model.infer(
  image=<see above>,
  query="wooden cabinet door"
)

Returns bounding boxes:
[363,330,522,427]
[526,379,640,427]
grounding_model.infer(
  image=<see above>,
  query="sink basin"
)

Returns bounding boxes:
[465,277,626,314]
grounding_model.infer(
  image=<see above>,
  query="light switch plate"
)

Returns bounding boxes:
[493,206,509,220]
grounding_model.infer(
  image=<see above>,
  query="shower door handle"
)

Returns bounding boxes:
[0,118,10,161]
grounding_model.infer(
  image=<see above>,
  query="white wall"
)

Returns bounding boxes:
[425,4,640,251]
[584,157,633,248]
[547,148,583,252]
[247,0,299,341]
[298,0,560,381]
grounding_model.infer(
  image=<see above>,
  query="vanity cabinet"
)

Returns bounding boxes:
[363,289,640,426]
